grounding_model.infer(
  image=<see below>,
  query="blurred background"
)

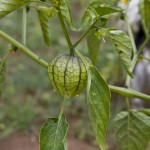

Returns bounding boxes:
[0,0,149,150]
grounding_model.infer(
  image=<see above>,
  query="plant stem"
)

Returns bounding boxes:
[22,6,27,45]
[124,12,136,88]
[73,28,92,48]
[126,35,150,87]
[138,109,150,115]
[125,97,131,110]
[137,34,150,56]
[57,9,73,55]
[59,97,67,118]
[0,30,48,69]
[140,55,150,62]
[109,85,150,102]
[73,21,97,48]
[124,14,137,55]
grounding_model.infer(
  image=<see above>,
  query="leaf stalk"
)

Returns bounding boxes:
[57,9,73,55]
[0,30,48,69]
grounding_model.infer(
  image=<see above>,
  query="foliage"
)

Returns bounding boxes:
[0,0,150,150]
[139,0,150,34]
[37,6,58,46]
[40,115,68,150]
[87,66,110,150]
[114,111,150,150]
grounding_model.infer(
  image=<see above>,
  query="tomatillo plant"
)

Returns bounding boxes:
[0,0,150,150]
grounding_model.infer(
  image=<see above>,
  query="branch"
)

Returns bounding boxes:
[109,85,150,102]
[126,35,150,87]
[57,9,73,55]
[73,20,97,48]
[0,30,48,69]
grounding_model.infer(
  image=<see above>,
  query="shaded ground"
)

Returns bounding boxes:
[1,131,150,150]
[0,132,99,150]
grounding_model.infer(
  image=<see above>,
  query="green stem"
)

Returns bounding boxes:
[22,6,27,45]
[124,13,136,88]
[109,85,150,102]
[140,55,150,62]
[125,97,131,110]
[125,14,137,55]
[73,28,92,48]
[131,35,150,70]
[137,34,150,56]
[0,30,48,69]
[59,97,67,118]
[73,21,97,48]
[126,35,150,87]
[57,9,73,55]
[138,109,150,115]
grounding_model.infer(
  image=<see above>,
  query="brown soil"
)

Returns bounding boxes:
[0,132,99,150]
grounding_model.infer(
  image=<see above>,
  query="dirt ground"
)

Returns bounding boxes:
[0,132,99,150]
[0,131,149,150]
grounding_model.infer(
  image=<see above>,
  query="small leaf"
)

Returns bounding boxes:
[37,7,58,46]
[60,0,76,31]
[139,0,150,34]
[40,115,68,150]
[109,29,133,77]
[87,66,111,150]
[80,0,122,30]
[95,4,123,16]
[114,111,150,150]
[0,0,30,19]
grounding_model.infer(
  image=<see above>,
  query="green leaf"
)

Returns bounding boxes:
[87,30,101,65]
[95,5,122,16]
[80,0,122,30]
[80,0,104,30]
[0,59,5,97]
[87,66,111,150]
[0,0,30,19]
[37,7,58,46]
[114,111,150,150]
[49,0,76,30]
[109,30,133,77]
[87,19,107,65]
[60,0,76,31]
[40,115,68,150]
[139,0,150,34]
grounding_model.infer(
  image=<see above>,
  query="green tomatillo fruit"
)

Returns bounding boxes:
[48,53,91,98]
